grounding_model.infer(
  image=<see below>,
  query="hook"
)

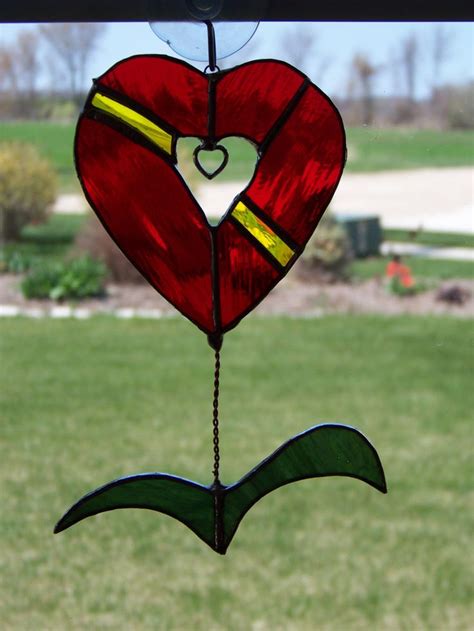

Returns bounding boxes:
[204,20,218,72]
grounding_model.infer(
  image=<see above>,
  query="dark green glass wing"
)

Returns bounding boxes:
[54,473,216,550]
[222,423,386,549]
[54,425,386,554]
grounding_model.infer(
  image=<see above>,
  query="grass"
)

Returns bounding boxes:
[0,316,472,630]
[351,256,473,281]
[1,121,472,191]
[384,228,474,249]
[346,127,474,172]
[1,214,88,269]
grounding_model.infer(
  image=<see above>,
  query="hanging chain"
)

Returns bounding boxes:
[212,347,221,484]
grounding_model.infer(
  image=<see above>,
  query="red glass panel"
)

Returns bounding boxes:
[217,221,280,331]
[76,117,214,333]
[98,56,208,137]
[215,60,305,144]
[76,56,345,337]
[243,85,345,245]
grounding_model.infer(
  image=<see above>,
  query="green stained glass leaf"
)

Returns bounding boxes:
[54,474,216,549]
[222,423,386,549]
[55,424,386,554]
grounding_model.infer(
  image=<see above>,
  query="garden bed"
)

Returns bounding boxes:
[1,272,472,318]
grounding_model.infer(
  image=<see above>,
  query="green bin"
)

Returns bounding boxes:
[337,215,382,258]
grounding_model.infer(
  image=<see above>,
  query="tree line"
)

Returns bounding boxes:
[281,25,473,129]
[0,23,472,129]
[0,23,105,118]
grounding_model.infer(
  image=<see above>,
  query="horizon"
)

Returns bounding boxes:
[0,21,473,100]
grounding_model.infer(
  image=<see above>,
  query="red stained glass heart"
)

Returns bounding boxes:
[75,55,346,338]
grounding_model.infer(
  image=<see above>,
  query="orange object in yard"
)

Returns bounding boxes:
[386,256,415,288]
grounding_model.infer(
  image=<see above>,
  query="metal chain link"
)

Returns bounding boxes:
[212,348,221,484]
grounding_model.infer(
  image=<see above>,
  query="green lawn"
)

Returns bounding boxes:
[1,316,472,630]
[1,121,472,191]
[384,228,474,250]
[346,127,474,172]
[351,256,473,281]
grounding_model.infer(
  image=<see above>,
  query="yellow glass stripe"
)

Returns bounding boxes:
[91,92,173,155]
[231,201,294,267]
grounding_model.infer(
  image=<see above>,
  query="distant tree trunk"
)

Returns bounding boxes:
[16,31,40,118]
[431,25,452,97]
[430,25,453,121]
[351,53,378,126]
[2,210,24,242]
[0,45,18,117]
[39,23,106,108]
[400,33,419,120]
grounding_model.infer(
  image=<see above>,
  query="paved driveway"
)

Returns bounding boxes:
[189,167,474,234]
[330,167,473,233]
[56,167,473,234]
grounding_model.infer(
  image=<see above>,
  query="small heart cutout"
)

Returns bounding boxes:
[193,143,229,180]
[177,137,258,222]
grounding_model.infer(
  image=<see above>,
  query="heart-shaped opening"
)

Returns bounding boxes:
[177,137,258,223]
[193,144,229,180]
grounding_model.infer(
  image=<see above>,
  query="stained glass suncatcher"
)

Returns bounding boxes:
[74,55,345,338]
[55,53,387,555]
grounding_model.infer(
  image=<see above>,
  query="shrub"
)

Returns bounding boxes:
[0,142,57,242]
[21,257,106,300]
[21,262,63,299]
[434,82,474,130]
[299,213,352,282]
[0,248,36,274]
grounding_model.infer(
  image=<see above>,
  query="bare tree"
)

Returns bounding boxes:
[0,44,16,117]
[0,30,40,117]
[431,25,453,94]
[0,44,16,94]
[281,25,314,71]
[349,53,379,126]
[39,23,105,106]
[401,33,419,108]
[388,46,402,98]
[280,25,331,82]
[16,31,41,109]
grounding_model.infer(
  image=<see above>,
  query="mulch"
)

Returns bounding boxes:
[1,271,472,318]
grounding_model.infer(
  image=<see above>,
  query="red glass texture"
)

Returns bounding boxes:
[215,61,305,144]
[98,56,208,137]
[217,222,279,331]
[76,117,214,333]
[245,86,345,246]
[76,56,345,337]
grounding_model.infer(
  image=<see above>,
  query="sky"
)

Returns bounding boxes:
[0,21,473,99]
